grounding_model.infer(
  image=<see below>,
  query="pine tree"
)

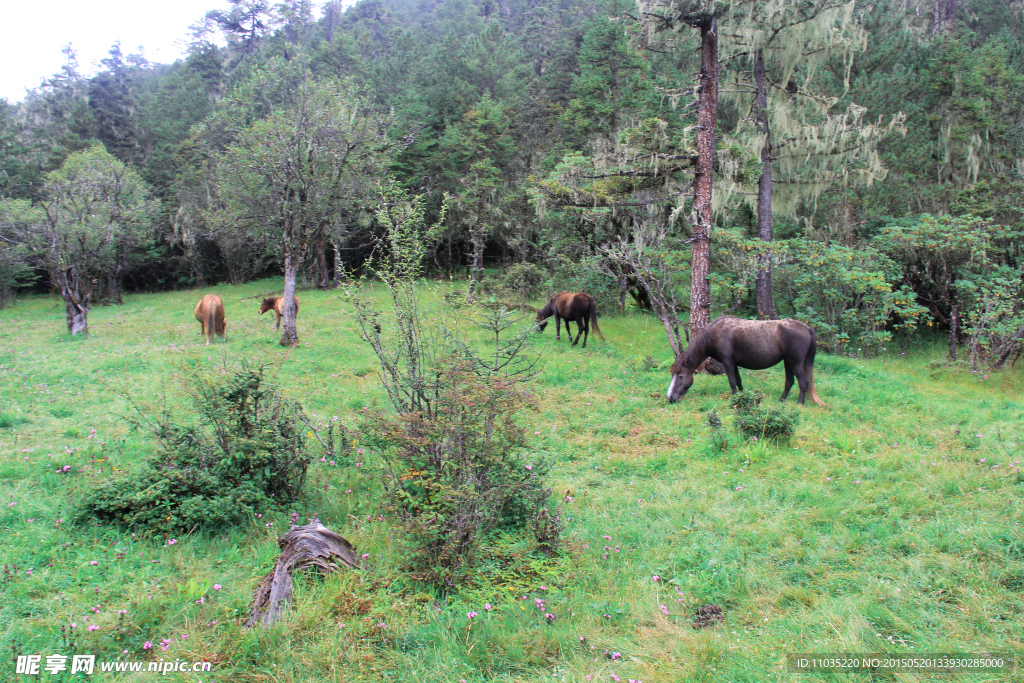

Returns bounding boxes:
[639,0,902,325]
[88,43,143,166]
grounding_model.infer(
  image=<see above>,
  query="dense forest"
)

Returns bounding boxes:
[2,0,1023,362]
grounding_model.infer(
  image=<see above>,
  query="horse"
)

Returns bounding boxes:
[194,294,226,345]
[259,295,300,330]
[667,316,826,406]
[535,292,603,348]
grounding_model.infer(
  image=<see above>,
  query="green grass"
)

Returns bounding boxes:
[1,281,1022,682]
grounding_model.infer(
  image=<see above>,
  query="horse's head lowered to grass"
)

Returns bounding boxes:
[535,299,554,332]
[667,343,703,403]
[666,317,826,406]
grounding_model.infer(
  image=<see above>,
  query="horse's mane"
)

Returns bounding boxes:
[671,319,726,372]
[684,327,714,367]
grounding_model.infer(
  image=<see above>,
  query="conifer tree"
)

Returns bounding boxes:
[88,43,143,167]
[639,0,902,324]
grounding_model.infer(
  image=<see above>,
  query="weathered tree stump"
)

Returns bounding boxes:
[248,517,359,627]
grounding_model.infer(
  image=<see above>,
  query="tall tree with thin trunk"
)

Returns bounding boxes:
[751,48,776,320]
[218,73,395,345]
[689,14,717,334]
[640,0,900,325]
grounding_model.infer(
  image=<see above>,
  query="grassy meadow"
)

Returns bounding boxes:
[1,280,1023,682]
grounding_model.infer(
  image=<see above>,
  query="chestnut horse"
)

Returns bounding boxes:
[667,316,825,406]
[194,294,226,345]
[536,292,603,348]
[259,295,300,330]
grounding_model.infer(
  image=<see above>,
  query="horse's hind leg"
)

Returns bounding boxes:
[581,317,589,348]
[781,361,795,401]
[793,363,810,405]
[573,317,586,346]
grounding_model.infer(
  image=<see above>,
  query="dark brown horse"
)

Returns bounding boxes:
[194,294,226,345]
[536,292,603,348]
[667,316,825,406]
[259,295,300,330]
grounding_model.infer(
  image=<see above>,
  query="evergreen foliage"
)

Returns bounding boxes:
[77,362,311,533]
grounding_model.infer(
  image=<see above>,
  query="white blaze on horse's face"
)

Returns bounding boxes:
[667,372,693,403]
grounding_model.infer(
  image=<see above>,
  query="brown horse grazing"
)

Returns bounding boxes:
[536,292,603,348]
[259,295,300,330]
[667,316,826,406]
[194,294,226,345]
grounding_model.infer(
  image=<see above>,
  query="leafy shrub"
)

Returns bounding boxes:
[77,363,310,533]
[959,265,1024,369]
[362,356,549,588]
[350,187,553,590]
[735,404,799,442]
[496,262,544,310]
[730,389,798,442]
[730,389,766,413]
[706,407,723,429]
[875,214,1017,332]
[786,241,927,355]
[704,407,728,455]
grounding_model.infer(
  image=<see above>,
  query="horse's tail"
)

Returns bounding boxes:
[806,331,827,407]
[205,301,216,345]
[590,296,604,339]
[216,299,225,337]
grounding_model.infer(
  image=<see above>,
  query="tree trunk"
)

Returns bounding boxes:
[619,275,628,313]
[63,290,89,336]
[328,241,337,286]
[314,238,329,289]
[110,272,123,305]
[949,304,958,361]
[469,225,485,296]
[935,0,957,35]
[193,260,205,288]
[753,48,778,320]
[280,240,300,347]
[690,16,718,336]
